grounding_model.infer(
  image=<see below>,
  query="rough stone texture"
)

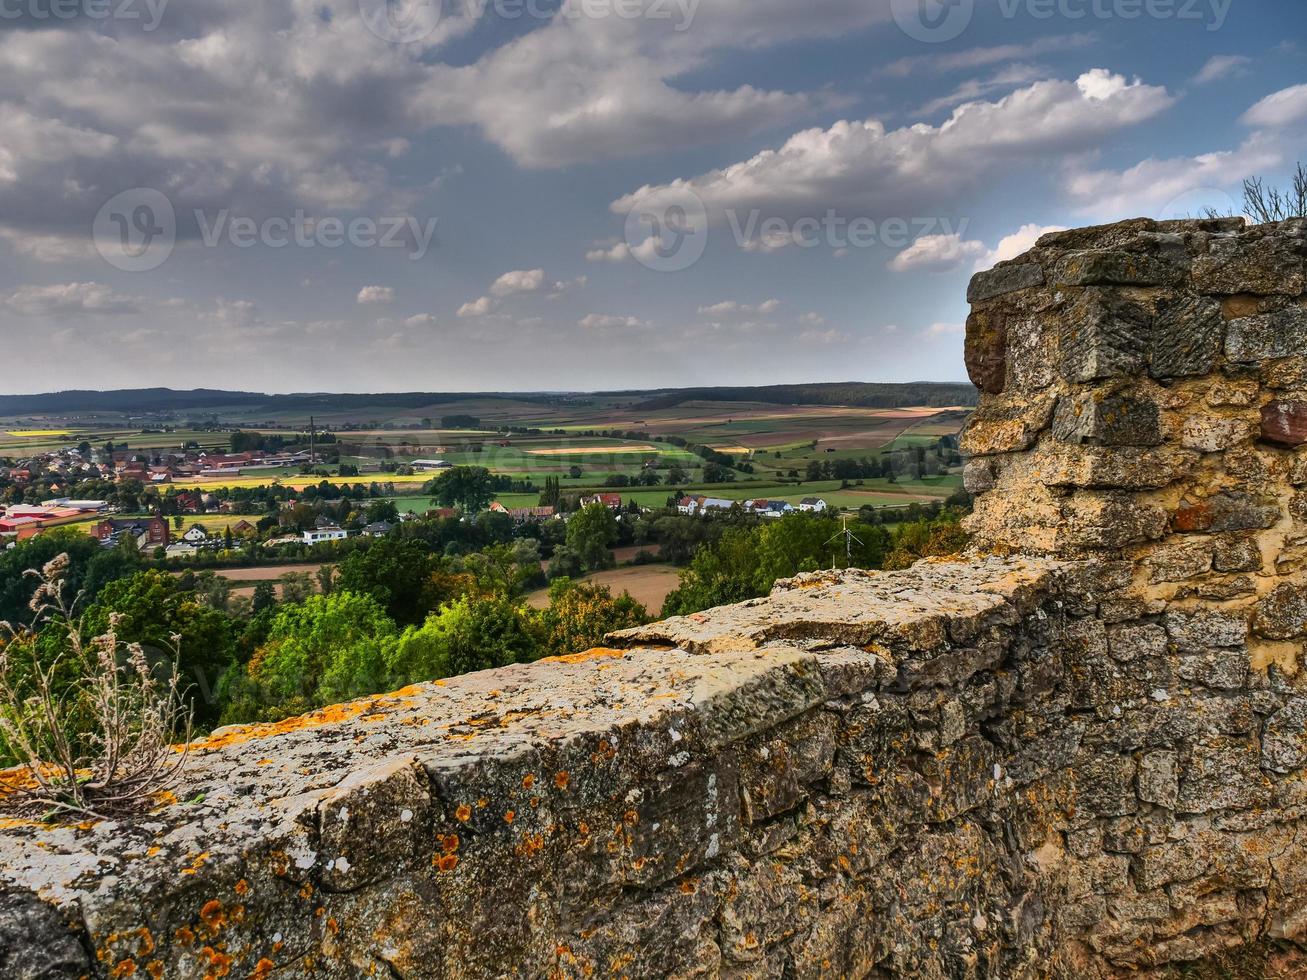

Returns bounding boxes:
[960,218,1307,974]
[6,218,1307,979]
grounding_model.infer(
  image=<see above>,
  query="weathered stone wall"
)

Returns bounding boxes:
[961,216,1307,969]
[3,217,1307,978]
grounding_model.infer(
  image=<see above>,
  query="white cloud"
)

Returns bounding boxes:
[1194,55,1252,85]
[1065,138,1280,219]
[404,314,438,328]
[799,327,849,344]
[890,233,987,272]
[357,285,395,305]
[579,313,650,329]
[798,312,826,327]
[3,282,141,316]
[699,299,781,317]
[976,224,1068,269]
[490,268,546,297]
[1242,83,1307,130]
[613,71,1174,230]
[914,64,1047,116]
[587,242,632,263]
[923,322,964,338]
[882,34,1096,78]
[458,296,500,318]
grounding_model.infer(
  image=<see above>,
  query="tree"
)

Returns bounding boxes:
[251,582,277,614]
[335,537,443,625]
[547,546,584,581]
[1238,163,1307,223]
[241,591,397,720]
[667,464,688,485]
[365,499,400,525]
[79,570,237,725]
[566,503,619,572]
[279,572,314,606]
[427,467,495,514]
[539,580,648,659]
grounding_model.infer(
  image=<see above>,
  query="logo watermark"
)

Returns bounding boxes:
[892,0,1230,42]
[358,0,698,43]
[0,0,170,30]
[619,188,970,270]
[94,188,176,273]
[93,188,439,271]
[623,187,709,273]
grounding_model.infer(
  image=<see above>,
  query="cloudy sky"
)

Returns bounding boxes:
[0,0,1304,394]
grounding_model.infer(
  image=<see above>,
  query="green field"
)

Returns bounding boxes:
[2,398,966,515]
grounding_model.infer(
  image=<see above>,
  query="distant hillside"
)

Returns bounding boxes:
[0,382,977,417]
[627,382,978,411]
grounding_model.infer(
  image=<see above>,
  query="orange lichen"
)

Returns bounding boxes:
[327,917,340,936]
[187,685,426,754]
[438,833,460,854]
[136,928,155,956]
[200,945,233,978]
[679,879,697,895]
[436,854,459,872]
[145,961,164,980]
[455,804,472,822]
[540,647,626,666]
[111,959,137,977]
[554,771,570,790]
[234,879,250,897]
[298,883,314,901]
[199,900,226,934]
[522,773,536,790]
[504,810,516,824]
[252,959,276,980]
[175,925,196,947]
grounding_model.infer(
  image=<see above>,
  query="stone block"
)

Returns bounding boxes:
[1226,307,1307,362]
[1061,493,1168,550]
[1253,583,1307,640]
[1177,650,1248,691]
[1261,401,1307,446]
[1193,235,1305,295]
[1212,535,1263,573]
[963,457,999,493]
[1179,415,1252,453]
[1053,391,1161,447]
[1263,698,1307,774]
[1059,288,1152,382]
[1164,608,1248,651]
[1137,750,1179,808]
[1151,294,1224,378]
[1108,623,1168,663]
[1077,753,1137,818]
[1172,492,1280,533]
[959,394,1056,457]
[965,308,1007,394]
[1038,447,1197,491]
[1145,539,1213,583]
[1176,738,1273,814]
[1054,249,1180,287]
[968,262,1044,303]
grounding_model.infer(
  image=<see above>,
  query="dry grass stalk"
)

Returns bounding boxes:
[0,554,193,819]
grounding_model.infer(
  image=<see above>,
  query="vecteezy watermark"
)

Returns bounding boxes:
[94,188,177,273]
[892,0,1230,42]
[725,212,971,253]
[623,187,709,273]
[0,0,170,31]
[359,0,698,43]
[93,188,439,271]
[195,211,439,260]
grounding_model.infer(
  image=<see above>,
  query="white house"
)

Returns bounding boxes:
[800,497,828,513]
[412,459,452,471]
[182,525,210,544]
[304,527,348,545]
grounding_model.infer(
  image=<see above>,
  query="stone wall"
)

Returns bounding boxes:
[3,217,1307,978]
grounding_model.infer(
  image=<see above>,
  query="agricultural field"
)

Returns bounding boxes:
[1,390,969,516]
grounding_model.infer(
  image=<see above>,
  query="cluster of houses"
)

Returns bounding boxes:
[676,496,828,518]
[1,444,316,492]
[114,449,314,484]
[0,499,109,541]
